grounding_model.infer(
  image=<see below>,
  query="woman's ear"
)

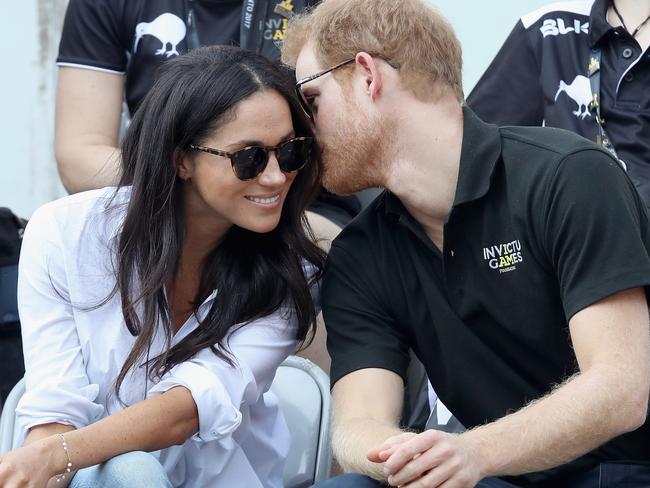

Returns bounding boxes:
[174,148,192,180]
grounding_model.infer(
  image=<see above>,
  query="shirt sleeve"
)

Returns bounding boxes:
[57,0,129,73]
[147,307,299,445]
[542,148,650,319]
[15,205,104,445]
[322,241,411,387]
[466,20,544,127]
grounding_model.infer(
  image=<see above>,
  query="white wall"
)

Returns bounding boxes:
[1,0,552,218]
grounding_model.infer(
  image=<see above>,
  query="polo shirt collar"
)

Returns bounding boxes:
[589,0,617,47]
[384,105,501,220]
[453,105,502,207]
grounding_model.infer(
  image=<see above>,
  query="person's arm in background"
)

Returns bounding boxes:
[54,0,129,193]
[55,67,124,193]
[466,20,544,126]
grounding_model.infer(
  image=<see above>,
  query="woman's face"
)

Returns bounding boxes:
[179,89,300,238]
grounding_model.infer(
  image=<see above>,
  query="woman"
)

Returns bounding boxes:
[3,45,325,487]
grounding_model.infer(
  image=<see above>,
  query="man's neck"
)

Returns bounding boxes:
[608,0,650,50]
[382,94,464,250]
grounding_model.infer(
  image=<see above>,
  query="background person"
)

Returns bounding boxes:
[468,0,650,207]
[282,0,650,486]
[3,46,324,488]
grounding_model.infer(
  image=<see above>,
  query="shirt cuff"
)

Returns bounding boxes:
[15,383,104,445]
[148,361,243,444]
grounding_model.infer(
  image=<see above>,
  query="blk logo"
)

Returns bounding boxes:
[540,18,589,37]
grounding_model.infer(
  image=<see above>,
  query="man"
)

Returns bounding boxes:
[281,0,650,486]
[468,0,650,208]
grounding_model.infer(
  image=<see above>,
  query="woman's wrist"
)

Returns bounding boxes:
[40,434,72,480]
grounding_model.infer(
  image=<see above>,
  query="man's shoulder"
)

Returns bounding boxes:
[499,125,606,166]
[496,125,625,200]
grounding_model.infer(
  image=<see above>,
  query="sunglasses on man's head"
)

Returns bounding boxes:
[189,136,313,181]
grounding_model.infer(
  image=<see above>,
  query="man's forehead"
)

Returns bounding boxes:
[295,42,322,81]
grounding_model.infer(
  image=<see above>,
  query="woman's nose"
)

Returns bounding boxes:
[257,152,287,186]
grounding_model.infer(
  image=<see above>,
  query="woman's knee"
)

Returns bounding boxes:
[72,451,171,488]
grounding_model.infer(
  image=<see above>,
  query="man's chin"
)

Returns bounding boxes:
[322,172,368,196]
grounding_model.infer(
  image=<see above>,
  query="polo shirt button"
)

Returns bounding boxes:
[622,47,633,59]
[624,73,634,82]
[450,250,455,257]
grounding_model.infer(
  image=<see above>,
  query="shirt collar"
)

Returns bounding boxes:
[589,0,617,47]
[384,105,501,220]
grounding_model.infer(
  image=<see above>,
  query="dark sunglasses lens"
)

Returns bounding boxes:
[232,147,268,180]
[278,138,312,172]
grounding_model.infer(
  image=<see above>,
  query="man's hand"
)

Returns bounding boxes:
[368,430,483,488]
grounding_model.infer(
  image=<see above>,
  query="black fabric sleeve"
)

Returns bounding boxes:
[467,20,544,126]
[57,0,128,72]
[542,149,650,319]
[322,242,411,387]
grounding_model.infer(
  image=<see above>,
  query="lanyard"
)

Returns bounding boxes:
[587,48,626,169]
[185,0,201,50]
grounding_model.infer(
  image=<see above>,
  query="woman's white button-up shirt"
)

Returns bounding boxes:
[15,187,301,488]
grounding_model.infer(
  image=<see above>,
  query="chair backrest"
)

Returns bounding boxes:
[0,376,24,453]
[272,355,332,488]
[0,357,332,486]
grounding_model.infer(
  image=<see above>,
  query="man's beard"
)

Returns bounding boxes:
[318,99,391,195]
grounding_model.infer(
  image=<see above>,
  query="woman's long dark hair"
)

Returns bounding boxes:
[112,46,325,398]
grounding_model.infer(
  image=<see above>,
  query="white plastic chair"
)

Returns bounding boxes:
[272,355,332,487]
[0,356,331,487]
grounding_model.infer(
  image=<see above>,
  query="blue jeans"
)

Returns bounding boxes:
[311,474,518,488]
[69,451,172,488]
[313,463,650,488]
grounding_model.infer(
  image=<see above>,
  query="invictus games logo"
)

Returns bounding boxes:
[482,240,523,274]
[266,0,294,41]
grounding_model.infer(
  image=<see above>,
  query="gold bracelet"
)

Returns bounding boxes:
[54,434,73,483]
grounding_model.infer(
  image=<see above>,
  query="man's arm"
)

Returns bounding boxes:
[331,368,407,480]
[378,287,650,487]
[55,66,124,193]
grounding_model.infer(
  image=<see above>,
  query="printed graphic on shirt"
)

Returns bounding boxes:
[265,0,294,41]
[482,240,524,274]
[539,18,589,37]
[554,75,592,119]
[134,13,187,57]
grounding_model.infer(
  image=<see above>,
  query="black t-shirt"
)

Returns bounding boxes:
[57,0,361,224]
[57,0,316,115]
[467,0,650,208]
[323,107,650,486]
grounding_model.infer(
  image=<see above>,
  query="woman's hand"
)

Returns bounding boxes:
[0,436,66,488]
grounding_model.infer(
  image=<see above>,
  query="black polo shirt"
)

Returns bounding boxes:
[322,107,650,486]
[467,0,650,208]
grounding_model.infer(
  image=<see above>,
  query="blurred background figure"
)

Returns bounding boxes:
[469,0,650,207]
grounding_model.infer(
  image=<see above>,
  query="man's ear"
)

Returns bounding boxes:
[355,52,383,101]
[175,148,192,180]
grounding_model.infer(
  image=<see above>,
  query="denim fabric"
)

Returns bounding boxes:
[312,463,650,488]
[311,474,517,488]
[69,451,172,488]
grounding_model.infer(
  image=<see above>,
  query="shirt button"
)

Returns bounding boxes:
[622,47,633,59]
[450,250,455,257]
[625,73,634,82]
